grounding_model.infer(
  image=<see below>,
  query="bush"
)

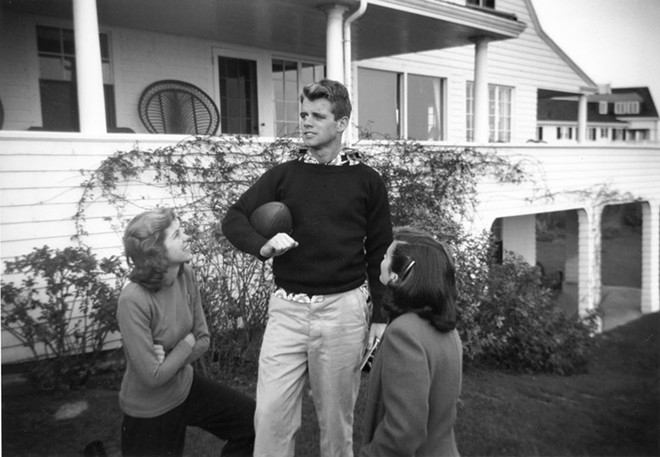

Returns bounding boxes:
[1,245,126,390]
[471,253,598,374]
[74,137,598,376]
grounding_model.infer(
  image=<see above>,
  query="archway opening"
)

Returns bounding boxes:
[600,202,642,330]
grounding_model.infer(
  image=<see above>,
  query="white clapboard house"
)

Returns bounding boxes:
[1,0,659,364]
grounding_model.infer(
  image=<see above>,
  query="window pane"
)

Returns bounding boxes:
[407,74,443,141]
[358,68,399,139]
[37,26,62,54]
[62,29,75,55]
[40,56,65,80]
[301,63,324,85]
[99,34,109,59]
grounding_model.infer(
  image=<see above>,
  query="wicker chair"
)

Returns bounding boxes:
[138,80,219,135]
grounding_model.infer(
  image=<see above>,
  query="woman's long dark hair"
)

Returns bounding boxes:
[384,227,457,332]
[123,208,180,292]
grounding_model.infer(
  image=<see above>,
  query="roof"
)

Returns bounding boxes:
[538,87,659,123]
[537,99,623,123]
[610,87,659,118]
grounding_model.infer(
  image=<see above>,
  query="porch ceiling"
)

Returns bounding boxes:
[4,0,525,60]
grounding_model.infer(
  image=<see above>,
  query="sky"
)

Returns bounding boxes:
[530,0,660,104]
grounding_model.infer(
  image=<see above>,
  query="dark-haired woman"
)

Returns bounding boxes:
[360,227,463,457]
[117,208,255,456]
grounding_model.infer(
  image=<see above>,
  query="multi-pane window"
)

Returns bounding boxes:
[612,128,626,141]
[489,84,512,142]
[466,82,474,141]
[358,68,444,141]
[614,101,640,115]
[467,81,512,142]
[272,59,324,137]
[36,25,115,131]
[467,0,495,8]
[218,56,259,134]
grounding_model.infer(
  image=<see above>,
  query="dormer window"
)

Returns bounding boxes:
[467,0,495,8]
[598,101,608,115]
[614,101,640,115]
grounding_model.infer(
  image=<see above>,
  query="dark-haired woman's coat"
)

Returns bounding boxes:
[360,313,463,457]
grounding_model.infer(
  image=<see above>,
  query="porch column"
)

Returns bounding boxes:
[73,0,106,133]
[321,4,348,83]
[578,207,601,327]
[502,214,536,265]
[641,201,660,313]
[577,93,587,143]
[472,37,489,143]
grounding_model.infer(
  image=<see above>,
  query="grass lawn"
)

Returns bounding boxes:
[2,312,658,457]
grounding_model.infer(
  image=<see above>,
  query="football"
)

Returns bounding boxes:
[249,201,293,239]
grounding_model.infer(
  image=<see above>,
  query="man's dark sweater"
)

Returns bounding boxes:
[221,157,393,322]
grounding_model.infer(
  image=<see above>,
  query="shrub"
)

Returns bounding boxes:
[471,253,598,374]
[1,245,126,390]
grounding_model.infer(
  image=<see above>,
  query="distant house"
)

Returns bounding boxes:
[537,86,659,143]
[1,0,659,364]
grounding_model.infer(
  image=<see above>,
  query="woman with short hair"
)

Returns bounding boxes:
[118,208,255,456]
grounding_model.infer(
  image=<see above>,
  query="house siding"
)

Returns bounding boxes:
[0,135,188,363]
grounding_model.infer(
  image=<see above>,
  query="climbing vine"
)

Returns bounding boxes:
[73,136,596,375]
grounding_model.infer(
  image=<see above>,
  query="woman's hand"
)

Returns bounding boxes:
[154,344,165,364]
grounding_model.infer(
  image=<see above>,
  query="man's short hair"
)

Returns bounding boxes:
[301,79,352,120]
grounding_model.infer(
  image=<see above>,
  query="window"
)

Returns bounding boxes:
[358,68,399,139]
[612,128,625,141]
[218,56,259,134]
[600,128,609,139]
[466,83,474,141]
[272,59,324,137]
[407,74,443,141]
[467,82,512,142]
[358,68,444,141]
[598,101,608,115]
[467,0,495,8]
[489,85,512,142]
[36,25,115,131]
[614,101,640,115]
[588,128,597,141]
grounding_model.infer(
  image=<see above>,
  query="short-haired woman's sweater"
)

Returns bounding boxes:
[117,265,210,417]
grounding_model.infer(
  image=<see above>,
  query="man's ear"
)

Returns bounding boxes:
[336,116,349,133]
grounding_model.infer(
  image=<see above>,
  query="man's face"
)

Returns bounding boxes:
[300,96,347,153]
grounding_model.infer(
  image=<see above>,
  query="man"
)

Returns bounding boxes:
[222,79,392,457]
